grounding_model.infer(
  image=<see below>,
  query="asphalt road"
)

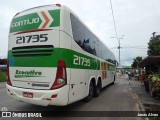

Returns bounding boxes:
[0,76,142,120]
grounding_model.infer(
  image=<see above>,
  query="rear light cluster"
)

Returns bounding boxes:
[50,60,67,90]
[6,61,12,86]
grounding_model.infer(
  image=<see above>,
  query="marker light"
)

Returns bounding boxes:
[56,4,61,7]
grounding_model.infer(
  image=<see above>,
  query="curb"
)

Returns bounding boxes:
[128,79,150,120]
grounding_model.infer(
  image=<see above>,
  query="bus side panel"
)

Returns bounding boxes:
[68,39,89,104]
[100,61,115,88]
[107,63,115,83]
[60,6,88,104]
[59,7,73,105]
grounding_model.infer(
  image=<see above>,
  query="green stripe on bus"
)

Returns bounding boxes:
[48,10,60,27]
[8,48,114,70]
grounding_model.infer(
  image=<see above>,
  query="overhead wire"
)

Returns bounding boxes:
[109,0,119,43]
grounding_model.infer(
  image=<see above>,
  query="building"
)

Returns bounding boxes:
[138,56,160,75]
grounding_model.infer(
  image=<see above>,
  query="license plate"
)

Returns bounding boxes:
[23,92,33,98]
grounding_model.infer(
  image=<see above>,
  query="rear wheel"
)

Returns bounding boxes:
[94,80,101,97]
[84,81,94,102]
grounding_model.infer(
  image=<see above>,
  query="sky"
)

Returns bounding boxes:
[0,0,160,66]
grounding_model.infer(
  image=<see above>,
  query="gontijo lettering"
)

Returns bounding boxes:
[11,18,40,28]
[10,10,60,33]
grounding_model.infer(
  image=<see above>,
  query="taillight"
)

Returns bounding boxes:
[6,61,12,86]
[50,60,67,90]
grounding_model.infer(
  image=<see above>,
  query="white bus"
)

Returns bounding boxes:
[6,4,116,106]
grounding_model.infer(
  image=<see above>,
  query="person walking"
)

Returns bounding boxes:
[140,71,146,85]
[128,71,131,80]
[121,71,123,76]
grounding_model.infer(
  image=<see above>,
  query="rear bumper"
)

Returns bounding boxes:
[6,84,69,106]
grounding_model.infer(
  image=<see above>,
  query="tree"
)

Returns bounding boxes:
[147,32,160,56]
[131,56,142,68]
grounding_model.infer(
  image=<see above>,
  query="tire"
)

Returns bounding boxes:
[94,80,101,97]
[84,81,94,102]
[111,76,115,85]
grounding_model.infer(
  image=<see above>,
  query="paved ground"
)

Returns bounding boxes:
[128,75,160,112]
[0,76,142,120]
[120,74,160,120]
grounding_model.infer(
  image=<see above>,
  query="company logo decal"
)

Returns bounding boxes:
[15,70,44,78]
[10,9,60,33]
[11,17,40,28]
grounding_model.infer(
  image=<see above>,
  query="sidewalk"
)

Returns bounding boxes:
[125,75,160,112]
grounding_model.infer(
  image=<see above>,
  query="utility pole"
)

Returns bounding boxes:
[118,43,121,68]
[111,35,124,68]
[118,35,124,68]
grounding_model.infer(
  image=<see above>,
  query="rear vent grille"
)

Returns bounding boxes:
[12,45,54,57]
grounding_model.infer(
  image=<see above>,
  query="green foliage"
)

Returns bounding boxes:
[131,56,142,68]
[147,35,160,56]
[148,74,160,90]
[0,70,6,82]
[134,56,142,63]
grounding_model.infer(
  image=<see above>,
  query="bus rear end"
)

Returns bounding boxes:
[6,4,69,106]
